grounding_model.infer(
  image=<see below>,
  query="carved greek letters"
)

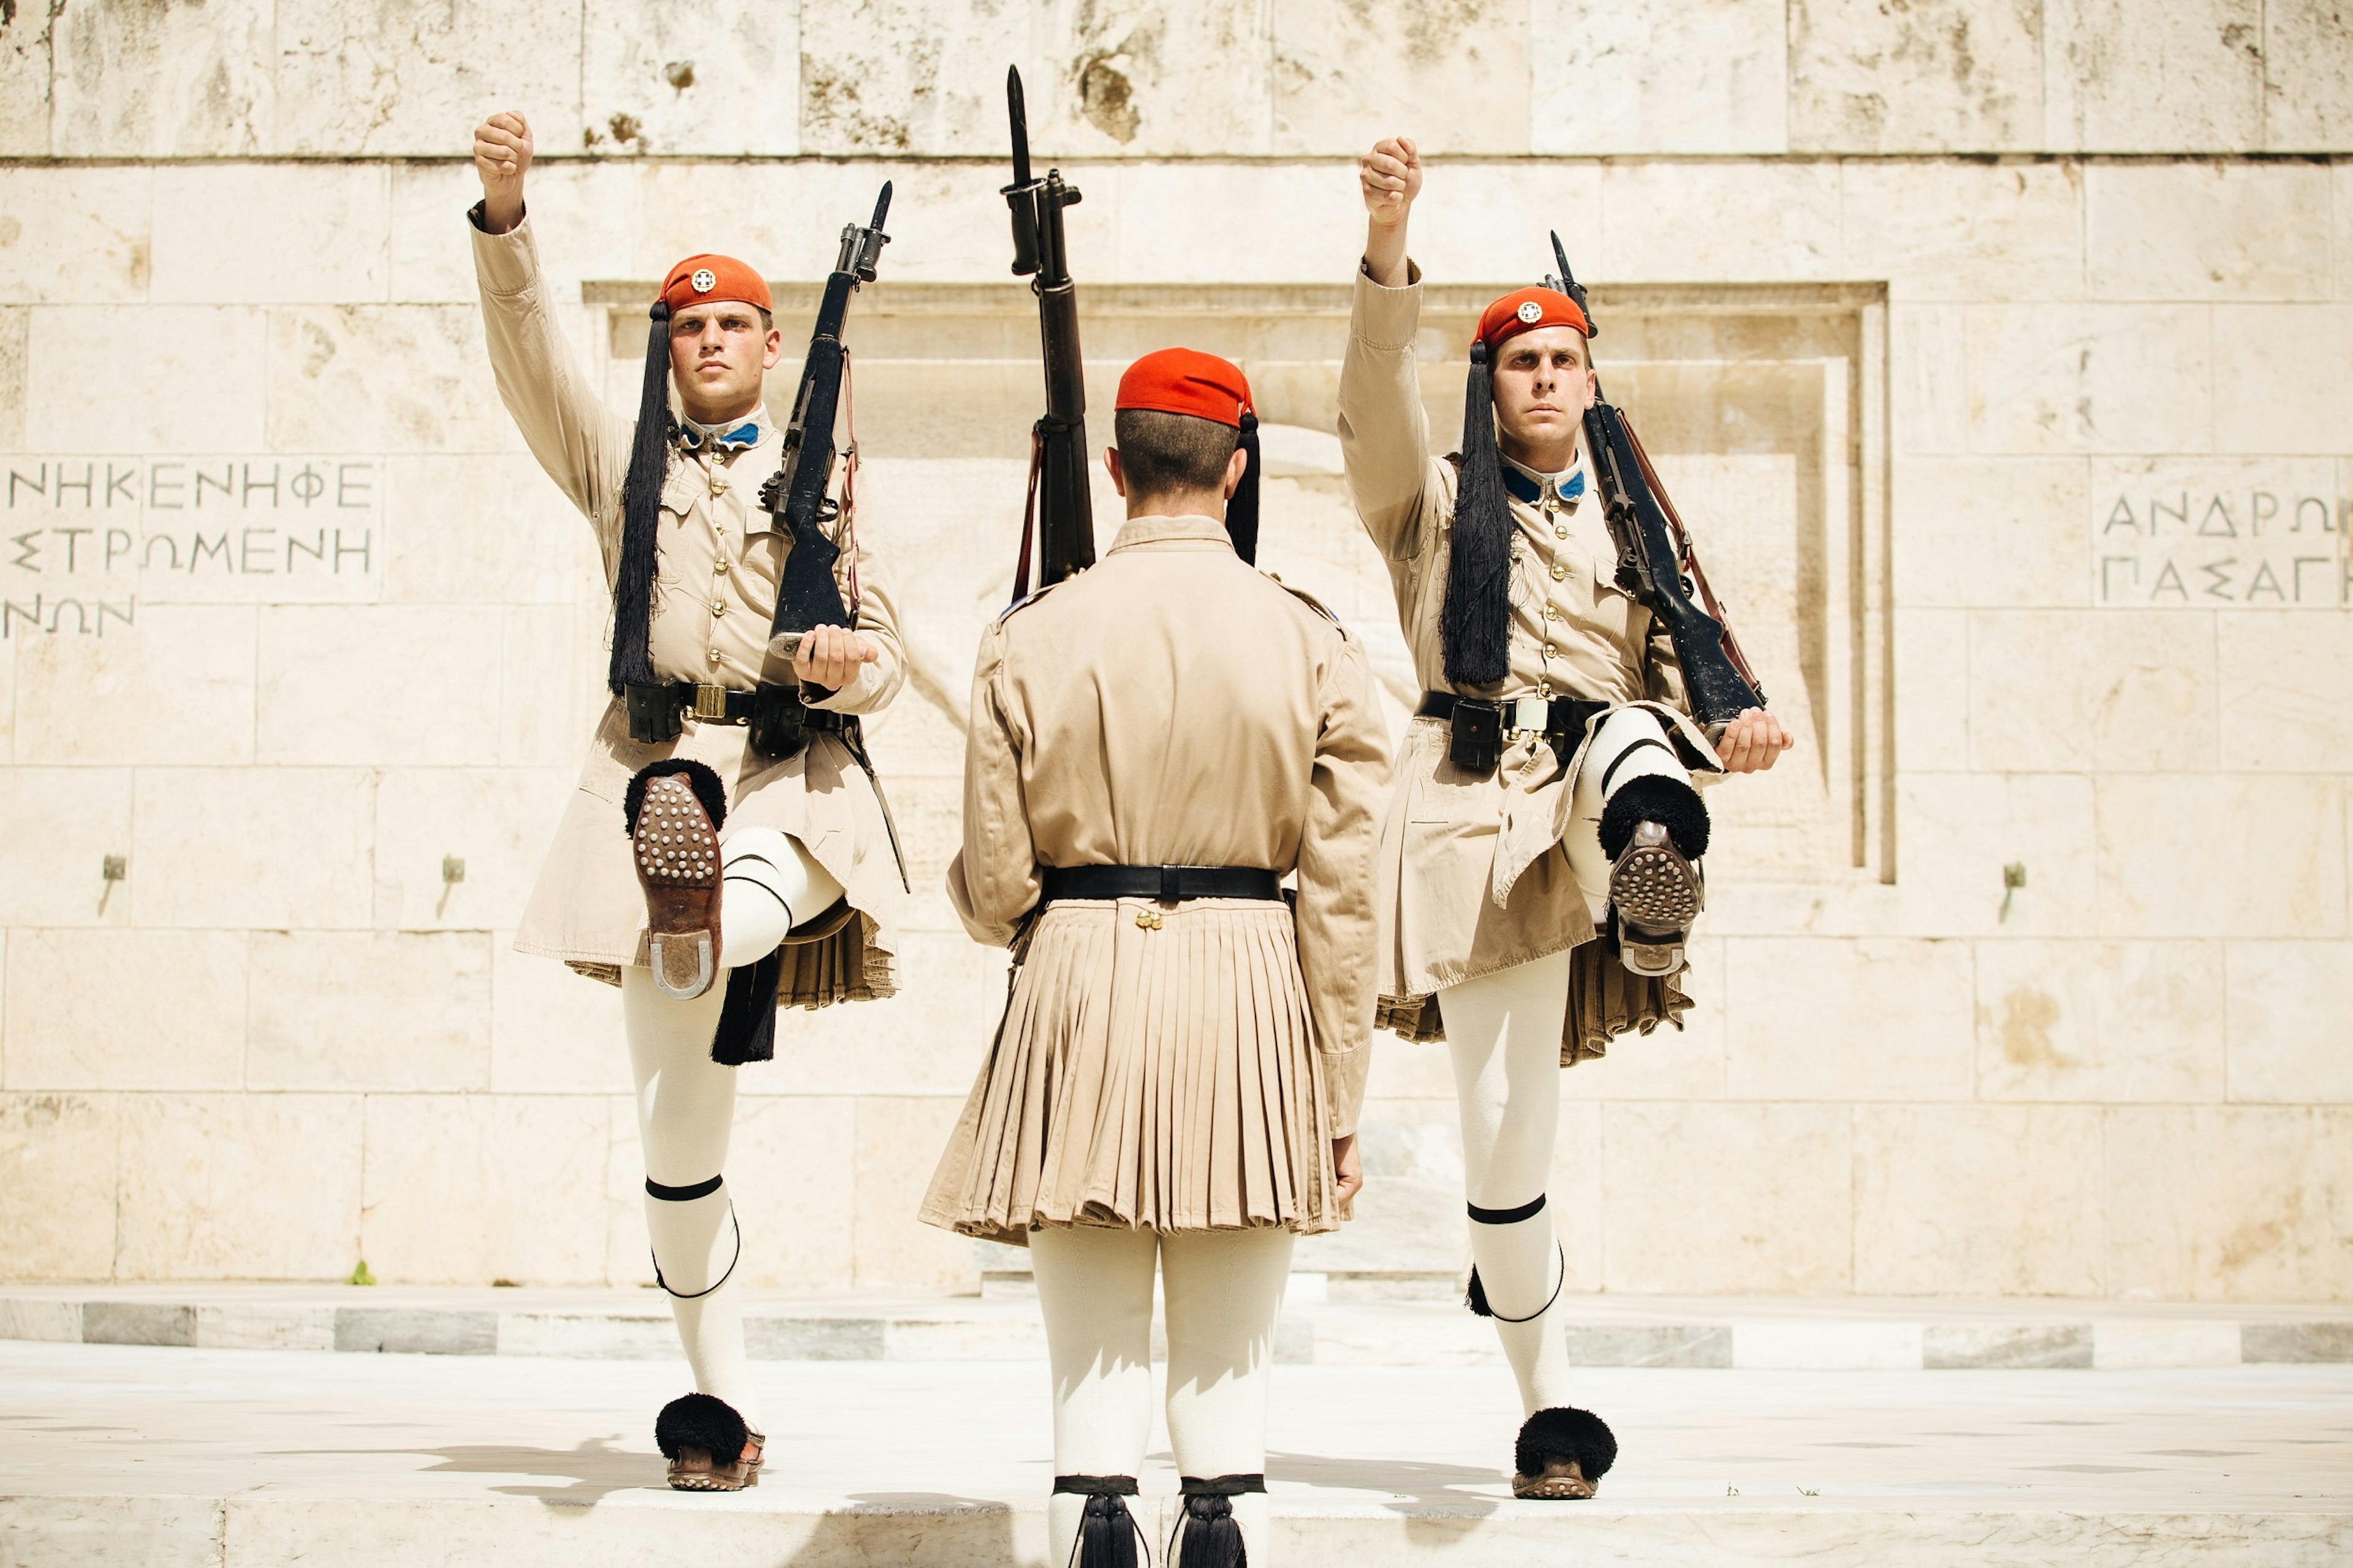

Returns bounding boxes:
[0,452,387,634]
[2092,464,2350,611]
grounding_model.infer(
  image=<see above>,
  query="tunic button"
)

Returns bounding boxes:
[711,600,727,617]
[1544,606,1558,621]
[707,647,722,665]
[1555,526,1568,540]
[714,558,730,575]
[711,477,728,496]
[1552,564,1567,581]
[1544,642,1557,657]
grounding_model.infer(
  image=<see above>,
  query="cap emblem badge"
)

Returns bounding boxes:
[691,268,716,293]
[1517,300,1544,324]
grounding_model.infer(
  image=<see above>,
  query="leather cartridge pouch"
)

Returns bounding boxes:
[626,683,686,745]
[1446,697,1504,775]
[748,683,807,761]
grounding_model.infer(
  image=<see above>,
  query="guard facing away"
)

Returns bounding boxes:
[1342,138,1791,1497]
[922,350,1390,1566]
[469,112,907,1490]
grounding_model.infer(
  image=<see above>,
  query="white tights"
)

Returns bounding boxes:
[1561,705,1693,920]
[621,825,844,1437]
[1031,1225,1295,1567]
[1441,949,1577,1417]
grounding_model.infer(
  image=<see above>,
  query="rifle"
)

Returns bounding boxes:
[760,181,893,656]
[1001,65,1095,602]
[1545,232,1767,740]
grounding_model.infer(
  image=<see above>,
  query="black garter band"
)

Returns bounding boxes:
[1053,1474,1140,1495]
[648,1189,743,1301]
[646,1173,725,1202]
[1467,1193,1547,1226]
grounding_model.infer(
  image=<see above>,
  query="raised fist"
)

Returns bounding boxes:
[472,111,532,232]
[1360,137,1422,227]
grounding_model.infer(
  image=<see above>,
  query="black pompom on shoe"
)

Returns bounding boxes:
[656,1392,756,1491]
[1597,773,1708,861]
[624,758,728,837]
[1512,1406,1616,1499]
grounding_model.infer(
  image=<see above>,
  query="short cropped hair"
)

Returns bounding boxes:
[1114,408,1238,496]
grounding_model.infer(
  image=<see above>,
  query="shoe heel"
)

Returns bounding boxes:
[650,933,714,1000]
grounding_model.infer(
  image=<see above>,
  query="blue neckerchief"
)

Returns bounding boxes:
[1501,463,1586,507]
[677,417,762,454]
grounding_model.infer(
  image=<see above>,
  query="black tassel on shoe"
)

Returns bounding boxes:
[1172,1474,1263,1568]
[1598,773,1710,860]
[623,758,728,836]
[1515,1406,1617,1483]
[1055,1475,1144,1568]
[654,1391,747,1469]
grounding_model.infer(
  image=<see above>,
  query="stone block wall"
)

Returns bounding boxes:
[1,1,2349,1301]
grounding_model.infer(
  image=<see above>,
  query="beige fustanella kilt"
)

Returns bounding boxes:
[921,897,1339,1245]
[515,697,901,1008]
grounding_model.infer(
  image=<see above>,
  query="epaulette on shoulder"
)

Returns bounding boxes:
[994,575,1070,627]
[1260,571,1354,638]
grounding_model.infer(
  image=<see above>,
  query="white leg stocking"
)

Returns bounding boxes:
[1162,1227,1293,1564]
[1441,950,1578,1415]
[1030,1227,1159,1566]
[1563,706,1694,920]
[717,827,844,967]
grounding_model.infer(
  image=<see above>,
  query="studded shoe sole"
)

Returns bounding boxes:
[1609,820,1702,978]
[1511,1458,1597,1499]
[634,773,722,1000]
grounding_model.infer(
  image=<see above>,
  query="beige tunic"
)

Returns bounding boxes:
[1338,268,1718,1054]
[922,515,1391,1243]
[474,214,904,1005]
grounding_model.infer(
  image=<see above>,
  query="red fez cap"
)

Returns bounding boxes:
[1475,286,1590,348]
[1115,347,1253,428]
[658,254,773,316]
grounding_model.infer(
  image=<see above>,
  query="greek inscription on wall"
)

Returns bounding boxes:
[1,457,386,635]
[2089,459,2350,611]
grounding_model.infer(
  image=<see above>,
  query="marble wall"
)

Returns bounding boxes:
[1,1,2349,1302]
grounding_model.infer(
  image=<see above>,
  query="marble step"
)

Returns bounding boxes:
[4,1284,2349,1369]
[7,1342,2351,1567]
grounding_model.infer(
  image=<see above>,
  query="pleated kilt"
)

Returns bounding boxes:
[921,897,1339,1244]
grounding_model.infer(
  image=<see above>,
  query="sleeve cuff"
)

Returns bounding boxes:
[1350,263,1423,353]
[1322,1042,1371,1139]
[469,205,540,298]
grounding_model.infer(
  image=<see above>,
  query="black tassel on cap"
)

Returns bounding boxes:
[608,301,673,695]
[1172,1474,1263,1568]
[1226,411,1261,564]
[1441,339,1513,688]
[1054,1475,1143,1568]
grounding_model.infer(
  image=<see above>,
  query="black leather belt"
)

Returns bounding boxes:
[1040,865,1284,904]
[624,680,859,738]
[1419,689,1609,774]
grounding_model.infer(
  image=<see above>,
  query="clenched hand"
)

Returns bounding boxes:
[472,112,532,235]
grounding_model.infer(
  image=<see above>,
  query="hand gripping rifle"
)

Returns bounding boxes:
[1001,65,1095,603]
[1546,233,1767,740]
[744,183,892,762]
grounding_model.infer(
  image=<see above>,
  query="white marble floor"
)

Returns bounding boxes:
[2,1342,2350,1565]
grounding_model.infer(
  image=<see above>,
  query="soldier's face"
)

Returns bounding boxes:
[669,302,784,421]
[1490,327,1596,456]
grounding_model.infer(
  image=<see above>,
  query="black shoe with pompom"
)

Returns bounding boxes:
[1512,1405,1616,1499]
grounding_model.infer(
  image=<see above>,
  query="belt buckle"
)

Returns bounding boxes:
[692,683,729,721]
[1509,695,1548,739]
